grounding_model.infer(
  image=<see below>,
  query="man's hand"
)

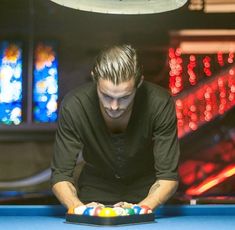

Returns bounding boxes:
[52,181,84,209]
[113,201,135,208]
[138,179,178,210]
[85,202,105,208]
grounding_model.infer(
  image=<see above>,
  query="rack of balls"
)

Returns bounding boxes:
[66,204,155,225]
[68,204,152,217]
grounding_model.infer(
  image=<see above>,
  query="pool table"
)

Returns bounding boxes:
[0,204,234,229]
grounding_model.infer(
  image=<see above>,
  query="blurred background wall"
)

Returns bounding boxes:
[0,0,234,204]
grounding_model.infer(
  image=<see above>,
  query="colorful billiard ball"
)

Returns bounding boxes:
[132,205,142,215]
[74,205,87,215]
[67,206,75,214]
[93,206,102,216]
[83,207,94,216]
[124,208,135,215]
[113,207,126,216]
[139,205,152,214]
[99,207,117,217]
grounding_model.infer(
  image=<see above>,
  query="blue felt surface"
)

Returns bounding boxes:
[0,216,235,230]
[1,205,235,230]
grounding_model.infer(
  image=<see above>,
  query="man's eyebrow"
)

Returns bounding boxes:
[100,90,133,99]
[99,90,111,97]
[102,92,112,97]
[120,93,133,98]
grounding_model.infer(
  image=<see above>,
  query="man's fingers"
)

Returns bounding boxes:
[122,202,134,208]
[86,202,98,207]
[113,202,134,208]
[86,202,105,207]
[113,202,124,207]
[86,201,136,208]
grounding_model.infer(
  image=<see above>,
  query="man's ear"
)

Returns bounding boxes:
[137,75,144,88]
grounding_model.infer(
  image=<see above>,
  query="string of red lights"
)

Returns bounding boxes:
[168,48,235,138]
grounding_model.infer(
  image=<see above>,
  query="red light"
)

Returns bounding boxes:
[189,55,196,62]
[191,114,198,122]
[203,56,212,77]
[229,69,234,75]
[206,104,212,111]
[204,63,210,68]
[175,48,182,56]
[204,92,211,99]
[217,51,224,66]
[228,52,234,64]
[229,94,234,101]
[218,78,224,87]
[174,67,235,138]
[176,99,183,106]
[168,48,183,95]
[177,119,184,126]
[168,48,235,138]
[231,85,235,93]
[190,105,196,112]
[220,92,226,98]
[186,165,235,196]
[189,122,197,130]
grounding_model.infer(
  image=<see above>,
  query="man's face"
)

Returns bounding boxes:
[97,78,137,119]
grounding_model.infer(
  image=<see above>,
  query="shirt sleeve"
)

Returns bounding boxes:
[51,102,84,186]
[152,96,180,181]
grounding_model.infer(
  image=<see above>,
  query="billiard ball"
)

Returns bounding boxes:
[139,205,152,214]
[124,208,135,215]
[93,206,102,216]
[113,207,126,216]
[132,205,142,215]
[74,205,87,215]
[83,207,94,216]
[99,207,117,217]
[67,206,75,214]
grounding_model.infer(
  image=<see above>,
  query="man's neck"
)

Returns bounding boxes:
[100,103,134,134]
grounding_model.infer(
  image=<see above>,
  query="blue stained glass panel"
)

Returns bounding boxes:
[0,41,23,125]
[33,42,58,122]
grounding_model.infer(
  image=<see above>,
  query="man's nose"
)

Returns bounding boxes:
[110,99,119,110]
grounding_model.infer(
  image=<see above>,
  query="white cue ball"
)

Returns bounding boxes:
[74,205,87,215]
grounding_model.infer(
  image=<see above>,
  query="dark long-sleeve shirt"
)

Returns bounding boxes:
[51,81,180,203]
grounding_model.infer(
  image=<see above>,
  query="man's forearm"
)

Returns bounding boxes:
[138,179,178,210]
[52,181,84,209]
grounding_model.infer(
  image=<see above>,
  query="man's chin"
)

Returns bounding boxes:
[105,110,124,119]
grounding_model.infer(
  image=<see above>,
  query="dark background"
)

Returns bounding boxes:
[0,0,234,204]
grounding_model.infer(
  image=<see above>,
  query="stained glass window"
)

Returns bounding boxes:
[33,42,58,122]
[0,41,23,125]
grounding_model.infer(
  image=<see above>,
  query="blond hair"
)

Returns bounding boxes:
[91,44,142,86]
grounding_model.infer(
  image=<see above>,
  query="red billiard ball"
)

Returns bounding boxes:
[139,205,152,214]
[93,206,102,216]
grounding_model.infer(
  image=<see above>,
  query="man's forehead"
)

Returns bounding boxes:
[97,79,135,97]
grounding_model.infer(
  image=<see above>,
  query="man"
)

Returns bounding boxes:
[51,44,180,211]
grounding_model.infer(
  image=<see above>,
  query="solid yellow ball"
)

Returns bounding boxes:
[98,207,117,217]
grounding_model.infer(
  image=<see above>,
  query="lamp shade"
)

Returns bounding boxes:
[49,0,188,14]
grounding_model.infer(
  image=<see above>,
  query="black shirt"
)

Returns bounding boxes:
[51,81,180,203]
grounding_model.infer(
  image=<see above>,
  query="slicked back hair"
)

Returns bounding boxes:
[91,44,142,86]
